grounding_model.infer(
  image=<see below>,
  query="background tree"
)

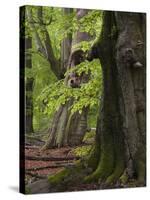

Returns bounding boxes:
[26,7,102,149]
[25,37,34,134]
[22,6,102,193]
[25,6,102,149]
[41,9,94,149]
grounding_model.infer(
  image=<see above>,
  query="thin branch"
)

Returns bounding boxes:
[26,7,48,59]
[37,7,61,79]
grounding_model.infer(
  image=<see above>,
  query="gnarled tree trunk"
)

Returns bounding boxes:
[42,9,91,149]
[85,11,146,186]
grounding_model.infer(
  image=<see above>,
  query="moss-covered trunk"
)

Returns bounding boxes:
[85,11,146,186]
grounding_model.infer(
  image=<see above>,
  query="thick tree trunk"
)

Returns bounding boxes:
[85,11,146,186]
[25,37,34,134]
[42,9,91,149]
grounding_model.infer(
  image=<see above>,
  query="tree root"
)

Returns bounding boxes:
[84,152,114,183]
[105,159,125,185]
[48,168,71,185]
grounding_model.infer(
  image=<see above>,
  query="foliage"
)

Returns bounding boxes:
[36,59,102,117]
[83,130,96,142]
[25,49,57,131]
[24,6,103,131]
[73,145,92,157]
[79,10,103,36]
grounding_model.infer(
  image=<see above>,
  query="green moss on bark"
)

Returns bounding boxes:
[134,146,146,185]
[84,139,114,183]
[135,159,145,185]
[86,143,101,170]
[48,169,70,185]
[119,171,128,184]
[25,186,31,194]
[105,157,124,185]
[48,162,85,187]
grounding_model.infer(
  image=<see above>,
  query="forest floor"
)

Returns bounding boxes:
[25,145,76,179]
[25,143,102,191]
[25,133,139,192]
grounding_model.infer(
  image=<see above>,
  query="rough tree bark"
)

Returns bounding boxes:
[25,37,34,134]
[85,11,146,186]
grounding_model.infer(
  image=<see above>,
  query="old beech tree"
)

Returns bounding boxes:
[42,9,92,149]
[27,7,92,148]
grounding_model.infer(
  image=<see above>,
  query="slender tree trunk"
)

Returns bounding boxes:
[42,9,91,149]
[60,8,73,74]
[85,11,146,186]
[25,37,34,134]
[26,6,61,79]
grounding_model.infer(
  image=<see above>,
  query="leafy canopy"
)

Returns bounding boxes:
[24,6,103,131]
[36,59,102,116]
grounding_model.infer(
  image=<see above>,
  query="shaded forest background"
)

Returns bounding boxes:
[23,6,102,135]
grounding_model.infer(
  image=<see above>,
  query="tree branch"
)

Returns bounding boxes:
[26,7,47,58]
[37,7,61,79]
[26,7,62,79]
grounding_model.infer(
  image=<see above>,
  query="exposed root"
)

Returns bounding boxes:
[40,143,48,151]
[84,151,114,183]
[135,152,146,186]
[48,168,71,185]
[105,166,124,185]
[86,143,101,170]
[105,155,125,185]
[119,170,129,185]
[47,161,88,192]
